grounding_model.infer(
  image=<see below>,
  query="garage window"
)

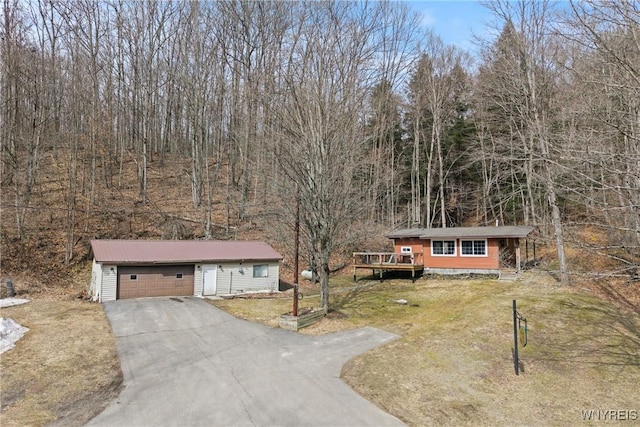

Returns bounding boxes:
[176,273,183,279]
[253,264,269,278]
[130,274,137,280]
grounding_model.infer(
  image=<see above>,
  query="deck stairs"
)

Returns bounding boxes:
[498,269,519,281]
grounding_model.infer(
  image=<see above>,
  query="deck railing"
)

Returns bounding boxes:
[353,251,423,267]
[352,251,424,281]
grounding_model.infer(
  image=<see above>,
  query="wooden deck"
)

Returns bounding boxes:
[352,252,424,281]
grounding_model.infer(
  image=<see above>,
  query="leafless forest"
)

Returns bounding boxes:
[1,1,639,297]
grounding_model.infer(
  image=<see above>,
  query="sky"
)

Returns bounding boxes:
[406,1,495,54]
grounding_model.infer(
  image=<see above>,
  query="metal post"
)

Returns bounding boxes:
[353,255,357,282]
[294,189,300,285]
[5,278,15,298]
[513,299,519,375]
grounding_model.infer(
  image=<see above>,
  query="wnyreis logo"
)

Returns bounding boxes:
[581,409,638,421]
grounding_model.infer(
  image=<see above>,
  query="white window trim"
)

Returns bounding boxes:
[400,246,412,254]
[431,240,457,257]
[459,239,488,257]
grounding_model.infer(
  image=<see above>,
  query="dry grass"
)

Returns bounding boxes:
[213,272,640,426]
[212,296,294,328]
[0,300,122,427]
[1,271,637,427]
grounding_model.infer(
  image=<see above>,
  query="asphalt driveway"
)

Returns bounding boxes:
[87,297,404,427]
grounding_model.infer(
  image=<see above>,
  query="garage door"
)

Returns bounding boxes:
[118,265,194,299]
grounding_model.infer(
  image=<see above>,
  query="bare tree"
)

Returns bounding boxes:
[266,1,394,311]
[562,0,640,259]
[365,79,406,226]
[363,2,421,227]
[407,37,471,228]
[1,0,48,239]
[478,0,568,281]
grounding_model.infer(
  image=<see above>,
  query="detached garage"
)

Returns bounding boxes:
[89,239,283,302]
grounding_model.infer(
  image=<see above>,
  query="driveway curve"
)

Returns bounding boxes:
[87,297,404,427]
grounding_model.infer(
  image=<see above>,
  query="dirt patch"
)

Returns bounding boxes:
[0,300,122,427]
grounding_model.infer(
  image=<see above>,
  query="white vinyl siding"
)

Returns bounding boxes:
[460,240,487,256]
[95,260,280,300]
[212,262,279,295]
[431,240,456,256]
[89,260,103,301]
[101,265,118,302]
[193,264,204,296]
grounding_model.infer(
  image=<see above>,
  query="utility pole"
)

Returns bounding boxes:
[293,190,300,316]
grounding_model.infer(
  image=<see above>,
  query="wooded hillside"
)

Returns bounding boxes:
[1,1,638,299]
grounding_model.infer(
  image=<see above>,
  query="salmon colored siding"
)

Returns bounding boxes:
[392,238,422,255]
[393,238,500,270]
[392,238,425,264]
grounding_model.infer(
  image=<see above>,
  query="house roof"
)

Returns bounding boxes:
[386,226,535,240]
[90,240,283,264]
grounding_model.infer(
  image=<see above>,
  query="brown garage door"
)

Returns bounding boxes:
[118,265,194,299]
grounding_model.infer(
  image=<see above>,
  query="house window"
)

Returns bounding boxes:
[400,246,412,254]
[130,274,137,280]
[253,264,269,278]
[461,240,487,256]
[176,273,183,279]
[432,240,456,256]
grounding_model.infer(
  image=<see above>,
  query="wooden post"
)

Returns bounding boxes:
[353,253,357,282]
[515,238,521,273]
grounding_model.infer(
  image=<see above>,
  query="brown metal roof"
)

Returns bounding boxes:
[90,240,283,264]
[387,226,535,240]
[385,228,430,239]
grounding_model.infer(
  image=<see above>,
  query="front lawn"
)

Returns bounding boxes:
[211,272,640,426]
[0,300,122,427]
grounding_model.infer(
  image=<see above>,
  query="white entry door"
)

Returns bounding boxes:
[203,266,217,295]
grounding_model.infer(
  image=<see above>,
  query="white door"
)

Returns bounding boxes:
[203,266,217,295]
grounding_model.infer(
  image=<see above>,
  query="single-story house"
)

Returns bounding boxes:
[89,239,283,302]
[385,225,535,275]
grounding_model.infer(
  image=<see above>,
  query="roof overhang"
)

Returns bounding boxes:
[386,226,536,240]
[90,239,283,265]
[98,259,282,266]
